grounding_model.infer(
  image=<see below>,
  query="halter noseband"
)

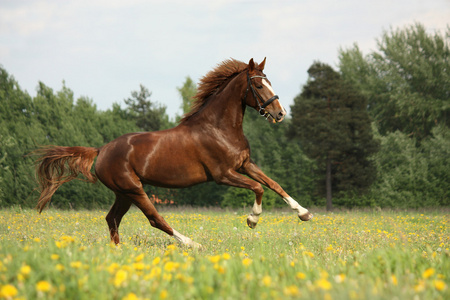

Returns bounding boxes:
[245,72,280,117]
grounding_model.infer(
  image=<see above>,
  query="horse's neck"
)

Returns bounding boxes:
[188,74,247,133]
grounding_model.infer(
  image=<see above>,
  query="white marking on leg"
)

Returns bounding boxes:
[247,201,262,227]
[283,196,309,216]
[172,229,202,249]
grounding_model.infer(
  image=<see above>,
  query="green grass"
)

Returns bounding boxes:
[0,207,448,299]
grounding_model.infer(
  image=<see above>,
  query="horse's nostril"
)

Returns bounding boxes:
[277,111,285,121]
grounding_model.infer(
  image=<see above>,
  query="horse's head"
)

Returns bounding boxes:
[245,58,286,123]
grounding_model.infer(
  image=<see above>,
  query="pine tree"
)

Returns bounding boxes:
[288,62,378,210]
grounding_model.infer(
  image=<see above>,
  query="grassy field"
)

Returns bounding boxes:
[0,207,448,299]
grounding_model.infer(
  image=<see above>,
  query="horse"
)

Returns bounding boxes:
[33,58,313,248]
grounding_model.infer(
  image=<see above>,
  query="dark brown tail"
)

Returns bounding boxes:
[33,146,99,212]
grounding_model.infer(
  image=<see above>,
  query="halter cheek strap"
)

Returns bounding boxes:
[245,73,280,116]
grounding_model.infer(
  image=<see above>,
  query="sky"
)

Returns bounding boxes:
[1,0,449,120]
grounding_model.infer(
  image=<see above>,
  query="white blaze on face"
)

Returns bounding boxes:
[262,78,275,95]
[262,78,286,114]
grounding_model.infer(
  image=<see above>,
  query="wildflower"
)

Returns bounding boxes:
[316,278,332,290]
[55,264,65,271]
[34,237,41,243]
[0,284,18,298]
[391,275,398,286]
[122,292,139,300]
[422,268,435,279]
[296,272,306,279]
[262,275,272,287]
[433,280,447,291]
[164,261,180,272]
[114,270,128,287]
[152,257,161,265]
[222,253,231,260]
[414,280,426,292]
[283,285,300,296]
[334,273,346,283]
[160,289,168,299]
[36,280,52,292]
[303,251,314,258]
[20,264,31,276]
[70,261,82,269]
[135,253,145,262]
[208,255,221,264]
[242,258,252,267]
[51,254,59,260]
[132,262,145,271]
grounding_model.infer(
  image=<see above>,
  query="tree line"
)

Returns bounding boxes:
[0,23,448,210]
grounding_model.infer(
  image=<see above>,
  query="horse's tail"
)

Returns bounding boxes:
[32,146,100,212]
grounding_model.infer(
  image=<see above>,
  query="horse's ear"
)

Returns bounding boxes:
[259,57,266,71]
[248,58,255,72]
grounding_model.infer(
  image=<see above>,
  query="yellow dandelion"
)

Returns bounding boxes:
[160,289,168,299]
[391,275,398,286]
[316,278,332,290]
[0,284,18,298]
[152,257,161,266]
[296,272,306,279]
[283,285,300,296]
[135,253,145,262]
[107,263,119,274]
[334,273,346,283]
[222,253,231,260]
[303,251,314,258]
[51,254,59,260]
[55,264,65,271]
[114,270,128,287]
[433,280,447,291]
[262,275,272,287]
[132,262,145,271]
[208,255,221,264]
[20,264,31,276]
[242,258,252,267]
[422,268,435,279]
[70,261,82,269]
[36,280,52,292]
[122,292,139,300]
[164,261,179,272]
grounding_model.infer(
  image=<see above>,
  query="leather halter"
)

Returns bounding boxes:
[245,72,280,117]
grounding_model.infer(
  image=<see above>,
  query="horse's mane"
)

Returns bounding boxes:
[180,58,248,123]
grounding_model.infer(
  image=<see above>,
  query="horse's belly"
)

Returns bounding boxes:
[135,158,210,188]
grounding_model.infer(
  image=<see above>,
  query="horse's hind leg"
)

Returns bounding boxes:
[118,189,202,248]
[106,194,132,244]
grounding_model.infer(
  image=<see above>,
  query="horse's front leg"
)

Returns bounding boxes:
[215,170,264,228]
[242,162,313,223]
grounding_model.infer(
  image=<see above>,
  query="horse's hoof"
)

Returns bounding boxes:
[247,217,258,229]
[299,212,313,221]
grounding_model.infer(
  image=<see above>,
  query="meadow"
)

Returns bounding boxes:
[0,207,448,299]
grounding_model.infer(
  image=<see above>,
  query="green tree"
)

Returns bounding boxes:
[124,84,170,131]
[368,126,449,207]
[177,76,197,118]
[289,62,378,210]
[339,23,450,141]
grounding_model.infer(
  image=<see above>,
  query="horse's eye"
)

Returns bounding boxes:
[256,85,263,89]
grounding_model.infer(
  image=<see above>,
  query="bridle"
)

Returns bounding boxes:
[244,71,280,118]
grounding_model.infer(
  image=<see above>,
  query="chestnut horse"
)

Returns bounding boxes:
[34,58,313,248]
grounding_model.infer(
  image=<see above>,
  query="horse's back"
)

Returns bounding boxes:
[95,128,210,190]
